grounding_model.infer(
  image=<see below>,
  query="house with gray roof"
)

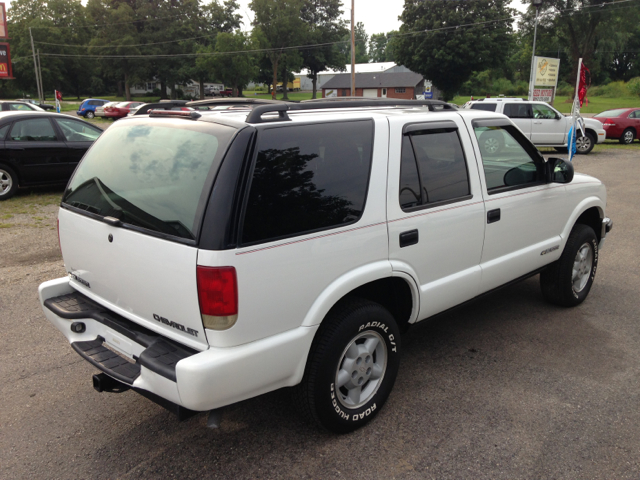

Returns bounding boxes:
[321,71,442,100]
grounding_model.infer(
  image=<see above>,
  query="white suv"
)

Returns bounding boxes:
[39,100,612,433]
[463,98,606,154]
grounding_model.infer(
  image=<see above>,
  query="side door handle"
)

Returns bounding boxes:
[399,229,419,248]
[487,208,501,224]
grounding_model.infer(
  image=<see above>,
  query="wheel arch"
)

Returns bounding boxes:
[300,262,418,334]
[562,198,605,243]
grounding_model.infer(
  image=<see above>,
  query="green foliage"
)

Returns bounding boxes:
[588,81,630,97]
[368,31,399,63]
[395,0,514,101]
[629,78,640,97]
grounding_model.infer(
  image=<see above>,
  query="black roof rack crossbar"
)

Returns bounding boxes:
[134,100,189,116]
[245,104,292,123]
[245,98,454,124]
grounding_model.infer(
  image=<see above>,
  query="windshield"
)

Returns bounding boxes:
[594,109,628,118]
[62,120,236,241]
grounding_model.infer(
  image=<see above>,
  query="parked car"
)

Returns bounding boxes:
[0,112,103,200]
[38,99,612,433]
[0,100,45,112]
[213,88,233,97]
[15,98,55,110]
[591,108,640,144]
[104,101,145,119]
[76,98,110,119]
[95,101,118,118]
[463,98,606,154]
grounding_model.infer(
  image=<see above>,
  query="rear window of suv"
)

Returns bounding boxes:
[470,103,497,112]
[62,120,236,241]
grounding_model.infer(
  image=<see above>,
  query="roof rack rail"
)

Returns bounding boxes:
[186,98,290,108]
[134,100,189,116]
[148,110,201,119]
[245,98,454,124]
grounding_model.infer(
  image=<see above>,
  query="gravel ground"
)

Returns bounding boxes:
[1,147,639,479]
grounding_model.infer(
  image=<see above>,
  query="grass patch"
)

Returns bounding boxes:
[0,190,62,216]
[0,223,12,228]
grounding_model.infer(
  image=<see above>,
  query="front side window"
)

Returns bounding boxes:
[56,118,102,142]
[474,124,543,192]
[9,118,57,141]
[532,104,557,119]
[241,121,374,245]
[399,127,470,210]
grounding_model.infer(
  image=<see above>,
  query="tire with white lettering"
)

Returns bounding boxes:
[540,224,598,307]
[295,297,401,433]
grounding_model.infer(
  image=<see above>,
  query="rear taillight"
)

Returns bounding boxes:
[196,266,238,330]
[602,119,615,126]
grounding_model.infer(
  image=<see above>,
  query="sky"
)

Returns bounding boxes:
[3,0,530,38]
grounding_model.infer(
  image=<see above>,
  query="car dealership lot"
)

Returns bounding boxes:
[1,147,639,479]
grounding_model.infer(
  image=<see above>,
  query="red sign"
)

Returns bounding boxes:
[0,43,11,78]
[533,88,555,104]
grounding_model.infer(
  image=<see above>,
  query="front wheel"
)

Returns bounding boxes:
[295,298,401,433]
[540,224,599,307]
[620,128,636,145]
[576,132,595,154]
[85,111,95,119]
[0,164,18,200]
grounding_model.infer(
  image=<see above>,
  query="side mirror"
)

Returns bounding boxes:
[548,157,574,184]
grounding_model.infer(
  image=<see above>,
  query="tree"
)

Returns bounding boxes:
[250,0,308,99]
[201,31,256,96]
[300,0,349,99]
[369,30,399,63]
[8,0,94,99]
[517,0,640,86]
[395,0,513,100]
[340,21,369,64]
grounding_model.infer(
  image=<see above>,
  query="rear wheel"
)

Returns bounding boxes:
[576,132,595,154]
[540,224,598,307]
[0,164,18,201]
[85,111,95,119]
[620,128,635,145]
[295,298,401,433]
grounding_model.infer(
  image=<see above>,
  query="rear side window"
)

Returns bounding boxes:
[9,118,57,141]
[0,124,9,140]
[241,120,374,245]
[504,103,531,119]
[62,121,236,241]
[55,118,102,142]
[470,103,496,112]
[399,126,470,210]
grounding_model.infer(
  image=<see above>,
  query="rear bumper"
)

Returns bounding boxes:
[39,277,318,414]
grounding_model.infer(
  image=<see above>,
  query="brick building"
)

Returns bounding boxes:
[322,72,433,100]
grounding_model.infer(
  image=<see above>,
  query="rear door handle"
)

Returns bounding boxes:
[487,209,501,224]
[399,229,419,248]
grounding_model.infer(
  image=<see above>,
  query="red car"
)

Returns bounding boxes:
[592,108,640,144]
[104,101,145,119]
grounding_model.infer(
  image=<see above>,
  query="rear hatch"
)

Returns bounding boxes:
[58,117,237,349]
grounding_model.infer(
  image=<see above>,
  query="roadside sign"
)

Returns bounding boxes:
[532,88,554,103]
[423,80,433,98]
[0,43,13,79]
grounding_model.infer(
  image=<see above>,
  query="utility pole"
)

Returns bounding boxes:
[351,0,355,96]
[29,28,42,102]
[37,50,44,101]
[528,0,543,101]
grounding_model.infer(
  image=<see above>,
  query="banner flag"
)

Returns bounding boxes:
[568,60,589,162]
